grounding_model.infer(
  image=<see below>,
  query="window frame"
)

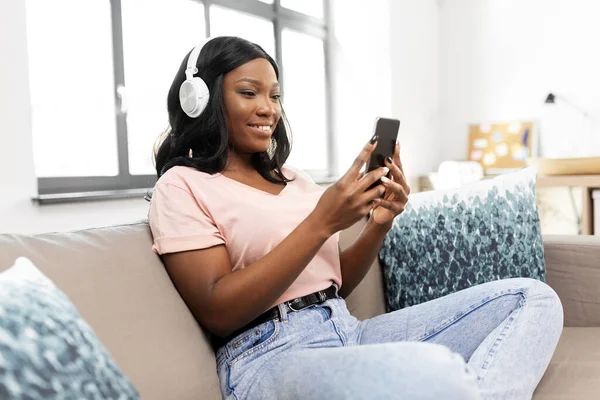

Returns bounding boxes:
[34,0,336,203]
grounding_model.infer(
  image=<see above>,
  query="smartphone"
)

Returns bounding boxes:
[365,117,401,191]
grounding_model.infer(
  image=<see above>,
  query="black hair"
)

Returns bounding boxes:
[152,36,293,185]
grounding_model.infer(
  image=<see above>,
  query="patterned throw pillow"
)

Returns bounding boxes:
[0,257,140,400]
[379,167,545,311]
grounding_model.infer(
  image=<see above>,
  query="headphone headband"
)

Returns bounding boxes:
[185,36,217,80]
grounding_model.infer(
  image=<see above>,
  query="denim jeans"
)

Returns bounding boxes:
[215,278,563,400]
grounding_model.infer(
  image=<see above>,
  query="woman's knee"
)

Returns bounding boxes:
[519,278,563,313]
[528,279,564,332]
[503,278,563,317]
[530,279,560,302]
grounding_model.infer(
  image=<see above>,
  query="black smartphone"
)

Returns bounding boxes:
[365,117,401,191]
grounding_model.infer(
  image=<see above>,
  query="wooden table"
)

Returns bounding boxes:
[536,175,600,235]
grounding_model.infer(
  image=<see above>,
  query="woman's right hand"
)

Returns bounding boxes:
[309,136,391,237]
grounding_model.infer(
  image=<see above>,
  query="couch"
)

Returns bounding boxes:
[0,218,599,399]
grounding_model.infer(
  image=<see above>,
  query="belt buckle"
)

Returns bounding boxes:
[287,298,311,312]
[287,290,327,312]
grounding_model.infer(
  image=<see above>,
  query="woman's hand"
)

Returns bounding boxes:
[309,136,390,237]
[370,141,410,226]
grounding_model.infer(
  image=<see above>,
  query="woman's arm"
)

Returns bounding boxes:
[161,214,332,337]
[339,142,411,298]
[338,217,392,298]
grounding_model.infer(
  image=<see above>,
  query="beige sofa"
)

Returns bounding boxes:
[1,218,599,399]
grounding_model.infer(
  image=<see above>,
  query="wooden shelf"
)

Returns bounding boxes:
[533,174,600,235]
[536,175,600,188]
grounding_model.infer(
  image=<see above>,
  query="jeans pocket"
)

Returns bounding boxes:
[228,320,280,367]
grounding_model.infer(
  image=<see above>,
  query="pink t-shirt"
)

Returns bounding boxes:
[147,164,342,307]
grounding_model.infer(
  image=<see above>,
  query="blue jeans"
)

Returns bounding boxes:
[216,278,563,400]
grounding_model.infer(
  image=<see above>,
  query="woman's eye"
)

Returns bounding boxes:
[240,91,255,97]
[271,94,281,100]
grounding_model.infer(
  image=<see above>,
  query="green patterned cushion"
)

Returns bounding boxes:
[379,167,545,311]
[0,257,140,399]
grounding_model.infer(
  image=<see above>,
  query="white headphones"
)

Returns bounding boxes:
[179,37,217,118]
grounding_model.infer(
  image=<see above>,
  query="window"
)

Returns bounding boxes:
[281,29,328,171]
[25,0,333,202]
[281,0,324,19]
[25,0,119,178]
[209,6,275,59]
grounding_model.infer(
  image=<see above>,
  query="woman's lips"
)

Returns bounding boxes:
[247,124,272,138]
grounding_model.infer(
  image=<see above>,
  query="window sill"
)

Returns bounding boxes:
[32,175,340,205]
[32,188,151,205]
[315,177,338,186]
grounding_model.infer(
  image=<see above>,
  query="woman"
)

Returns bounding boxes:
[148,36,563,400]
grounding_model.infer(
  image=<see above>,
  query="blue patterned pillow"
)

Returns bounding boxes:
[0,257,140,400]
[379,167,545,311]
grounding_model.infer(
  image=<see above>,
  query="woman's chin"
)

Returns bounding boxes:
[239,144,270,155]
[257,145,271,154]
[251,137,272,153]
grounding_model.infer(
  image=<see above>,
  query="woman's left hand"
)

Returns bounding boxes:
[370,142,410,227]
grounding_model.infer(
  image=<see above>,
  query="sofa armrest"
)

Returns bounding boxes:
[543,235,600,327]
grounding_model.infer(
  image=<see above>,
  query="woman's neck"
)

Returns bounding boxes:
[225,150,255,174]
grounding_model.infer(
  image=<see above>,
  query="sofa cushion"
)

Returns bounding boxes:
[533,327,600,399]
[0,257,139,399]
[0,222,222,400]
[544,235,600,327]
[379,167,545,310]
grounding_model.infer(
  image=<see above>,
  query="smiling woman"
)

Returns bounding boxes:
[154,36,293,186]
[147,36,562,400]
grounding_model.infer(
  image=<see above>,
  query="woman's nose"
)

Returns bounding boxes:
[257,97,276,116]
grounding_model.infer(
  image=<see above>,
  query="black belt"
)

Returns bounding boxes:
[212,285,338,349]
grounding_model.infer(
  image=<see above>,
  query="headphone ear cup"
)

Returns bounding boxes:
[179,77,210,118]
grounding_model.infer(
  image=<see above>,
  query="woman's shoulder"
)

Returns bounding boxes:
[151,166,221,210]
[156,165,217,190]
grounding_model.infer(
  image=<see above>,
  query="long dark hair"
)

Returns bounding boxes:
[153,36,293,183]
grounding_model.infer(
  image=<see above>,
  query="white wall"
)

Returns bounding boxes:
[331,0,393,176]
[0,0,36,231]
[438,0,600,162]
[388,0,441,179]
